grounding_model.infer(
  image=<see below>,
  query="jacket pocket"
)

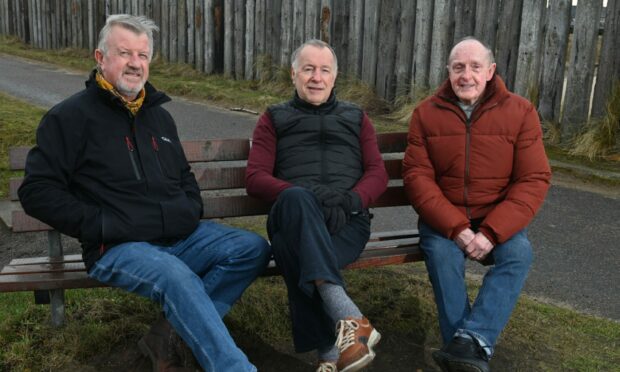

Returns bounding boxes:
[150,134,182,180]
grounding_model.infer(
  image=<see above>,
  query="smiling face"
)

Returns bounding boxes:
[94,25,150,101]
[291,45,337,106]
[447,39,496,106]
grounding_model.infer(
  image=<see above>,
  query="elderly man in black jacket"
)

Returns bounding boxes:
[18,14,270,372]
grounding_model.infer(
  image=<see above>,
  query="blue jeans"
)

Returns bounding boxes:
[419,222,532,357]
[268,187,370,352]
[88,221,271,372]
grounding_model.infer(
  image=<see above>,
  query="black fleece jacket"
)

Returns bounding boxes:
[18,71,203,270]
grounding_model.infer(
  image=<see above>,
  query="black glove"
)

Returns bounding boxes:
[322,205,347,235]
[323,190,362,215]
[308,184,342,206]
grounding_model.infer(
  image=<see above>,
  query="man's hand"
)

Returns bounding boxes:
[323,205,347,234]
[454,228,475,250]
[463,232,494,261]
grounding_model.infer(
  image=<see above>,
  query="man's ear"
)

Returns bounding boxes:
[290,67,296,81]
[94,49,104,65]
[487,63,497,81]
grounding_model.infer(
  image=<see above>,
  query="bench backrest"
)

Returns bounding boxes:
[8,132,409,232]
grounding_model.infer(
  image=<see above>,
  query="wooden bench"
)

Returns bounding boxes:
[0,132,421,326]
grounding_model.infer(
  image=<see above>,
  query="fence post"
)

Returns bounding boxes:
[592,0,620,119]
[561,0,604,143]
[538,0,570,123]
[411,0,433,93]
[514,0,545,101]
[428,0,453,89]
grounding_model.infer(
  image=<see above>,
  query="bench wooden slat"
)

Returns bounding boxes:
[1,261,86,275]
[9,159,405,201]
[8,133,407,171]
[8,146,30,171]
[0,272,104,292]
[6,254,84,266]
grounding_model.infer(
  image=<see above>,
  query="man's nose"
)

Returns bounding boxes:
[310,69,321,80]
[462,66,473,79]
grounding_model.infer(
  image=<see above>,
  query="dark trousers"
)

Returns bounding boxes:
[268,187,370,352]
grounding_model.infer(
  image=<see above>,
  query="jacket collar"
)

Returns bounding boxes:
[434,74,510,111]
[291,89,338,113]
[85,69,171,109]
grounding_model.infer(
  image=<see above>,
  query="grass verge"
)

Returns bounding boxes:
[1,264,619,371]
[0,92,44,198]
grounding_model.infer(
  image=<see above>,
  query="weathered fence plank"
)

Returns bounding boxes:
[305,0,319,39]
[223,0,232,76]
[291,0,304,51]
[592,0,620,119]
[234,0,244,79]
[195,0,204,71]
[320,0,332,43]
[474,0,499,50]
[395,0,415,97]
[279,0,292,67]
[453,0,475,41]
[187,0,195,66]
[514,0,545,100]
[428,0,453,89]
[538,0,571,123]
[254,0,266,77]
[495,0,523,91]
[169,0,178,63]
[361,0,379,85]
[375,0,400,101]
[347,0,363,78]
[411,0,433,92]
[267,0,281,65]
[245,0,255,79]
[330,0,348,72]
[177,0,187,64]
[562,0,604,142]
[203,0,215,73]
[160,0,169,61]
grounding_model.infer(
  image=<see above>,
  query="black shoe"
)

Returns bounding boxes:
[432,336,490,372]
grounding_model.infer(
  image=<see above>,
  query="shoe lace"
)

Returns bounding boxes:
[335,319,360,353]
[317,361,337,372]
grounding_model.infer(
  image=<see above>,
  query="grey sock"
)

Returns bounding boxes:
[317,282,363,323]
[317,343,339,362]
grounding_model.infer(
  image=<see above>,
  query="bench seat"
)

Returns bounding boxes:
[0,132,421,325]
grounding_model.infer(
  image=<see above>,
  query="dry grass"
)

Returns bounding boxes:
[570,81,620,160]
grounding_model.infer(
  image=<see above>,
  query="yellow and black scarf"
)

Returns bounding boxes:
[95,71,145,116]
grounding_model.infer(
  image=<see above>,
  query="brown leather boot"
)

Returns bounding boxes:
[138,317,195,372]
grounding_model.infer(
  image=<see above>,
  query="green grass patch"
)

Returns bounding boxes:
[0,92,44,198]
[1,267,618,370]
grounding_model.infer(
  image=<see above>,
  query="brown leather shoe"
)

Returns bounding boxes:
[138,317,194,372]
[335,317,381,372]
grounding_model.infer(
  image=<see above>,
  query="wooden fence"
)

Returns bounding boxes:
[0,0,618,141]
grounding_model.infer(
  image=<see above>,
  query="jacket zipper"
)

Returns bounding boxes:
[464,118,471,219]
[319,112,327,184]
[125,136,142,181]
[151,135,165,175]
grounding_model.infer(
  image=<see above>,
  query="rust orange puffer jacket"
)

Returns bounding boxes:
[402,75,551,245]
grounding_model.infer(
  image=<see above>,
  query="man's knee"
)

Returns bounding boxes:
[494,232,533,267]
[277,186,317,207]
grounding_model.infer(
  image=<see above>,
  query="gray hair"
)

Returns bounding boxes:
[448,36,495,65]
[291,39,338,75]
[97,14,159,61]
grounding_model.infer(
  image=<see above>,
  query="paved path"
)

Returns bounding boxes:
[1,53,619,321]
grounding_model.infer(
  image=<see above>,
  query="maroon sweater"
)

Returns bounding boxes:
[246,111,388,207]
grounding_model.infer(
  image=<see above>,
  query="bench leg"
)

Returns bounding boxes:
[50,289,66,327]
[48,230,66,327]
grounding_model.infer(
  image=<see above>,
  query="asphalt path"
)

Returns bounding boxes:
[1,53,619,321]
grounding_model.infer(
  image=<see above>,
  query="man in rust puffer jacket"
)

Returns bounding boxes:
[402,37,551,372]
